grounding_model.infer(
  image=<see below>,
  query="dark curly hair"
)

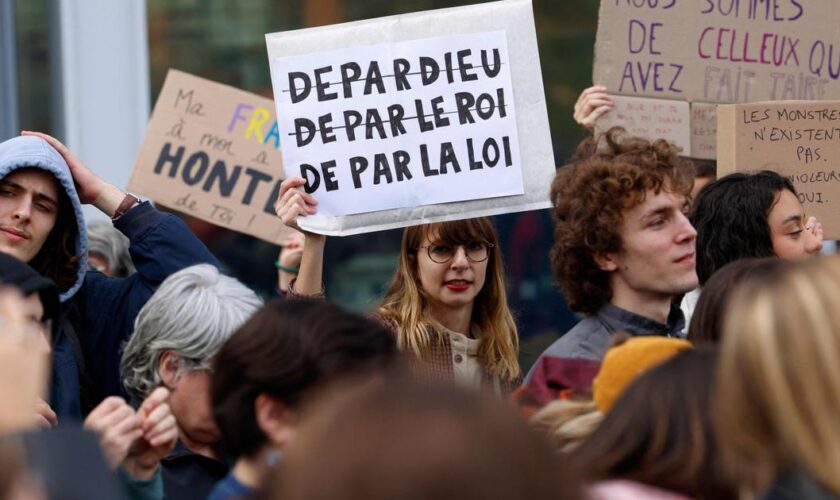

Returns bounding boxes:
[550,127,694,314]
[690,171,796,285]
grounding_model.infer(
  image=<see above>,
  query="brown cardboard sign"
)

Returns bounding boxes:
[594,1,839,103]
[596,95,691,154]
[690,102,718,160]
[593,1,840,158]
[129,69,293,244]
[717,100,840,238]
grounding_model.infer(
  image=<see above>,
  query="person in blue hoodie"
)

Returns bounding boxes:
[0,131,219,422]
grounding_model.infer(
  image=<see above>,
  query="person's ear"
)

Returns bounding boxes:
[255,394,296,449]
[158,351,180,389]
[594,251,620,272]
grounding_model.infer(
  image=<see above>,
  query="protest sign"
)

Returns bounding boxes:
[271,32,522,218]
[593,1,840,159]
[690,102,718,160]
[129,69,294,244]
[266,0,554,236]
[595,95,691,154]
[717,100,840,239]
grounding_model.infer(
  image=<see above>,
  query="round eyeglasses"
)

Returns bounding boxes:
[418,242,494,264]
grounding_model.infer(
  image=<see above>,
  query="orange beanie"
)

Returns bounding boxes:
[593,335,693,413]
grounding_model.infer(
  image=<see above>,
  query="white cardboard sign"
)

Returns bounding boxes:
[271,32,523,217]
[266,0,553,236]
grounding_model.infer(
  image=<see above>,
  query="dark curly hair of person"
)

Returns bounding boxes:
[549,127,694,314]
[690,170,795,285]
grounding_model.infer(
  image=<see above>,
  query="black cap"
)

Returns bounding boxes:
[0,251,60,326]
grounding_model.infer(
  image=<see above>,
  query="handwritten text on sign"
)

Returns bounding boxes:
[129,70,294,244]
[270,31,524,217]
[595,1,840,103]
[717,100,840,239]
[596,95,690,153]
[594,1,840,159]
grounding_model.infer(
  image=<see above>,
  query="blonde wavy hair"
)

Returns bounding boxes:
[531,399,602,453]
[717,256,840,495]
[377,218,520,381]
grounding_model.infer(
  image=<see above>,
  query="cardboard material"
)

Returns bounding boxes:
[129,69,294,244]
[596,95,691,154]
[690,102,718,160]
[593,0,840,158]
[717,100,840,238]
[595,1,840,103]
[265,0,554,236]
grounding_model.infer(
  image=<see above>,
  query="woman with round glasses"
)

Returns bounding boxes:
[275,177,521,395]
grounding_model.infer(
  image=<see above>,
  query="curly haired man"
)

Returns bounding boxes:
[526,129,697,380]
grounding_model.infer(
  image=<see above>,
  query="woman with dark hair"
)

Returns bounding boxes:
[690,170,822,286]
[681,170,822,328]
[208,298,397,500]
[275,177,521,394]
[687,258,784,344]
[570,348,737,500]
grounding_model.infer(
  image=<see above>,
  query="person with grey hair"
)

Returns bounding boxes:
[87,220,135,277]
[120,264,262,500]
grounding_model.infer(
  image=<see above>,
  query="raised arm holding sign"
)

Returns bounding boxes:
[276,176,522,393]
[265,0,555,236]
[265,0,564,389]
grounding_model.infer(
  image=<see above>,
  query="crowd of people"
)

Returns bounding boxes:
[0,80,837,500]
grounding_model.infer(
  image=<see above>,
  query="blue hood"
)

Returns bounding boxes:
[0,136,88,302]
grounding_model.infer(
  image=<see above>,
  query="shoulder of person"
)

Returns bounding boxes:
[540,318,608,361]
[561,316,611,346]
